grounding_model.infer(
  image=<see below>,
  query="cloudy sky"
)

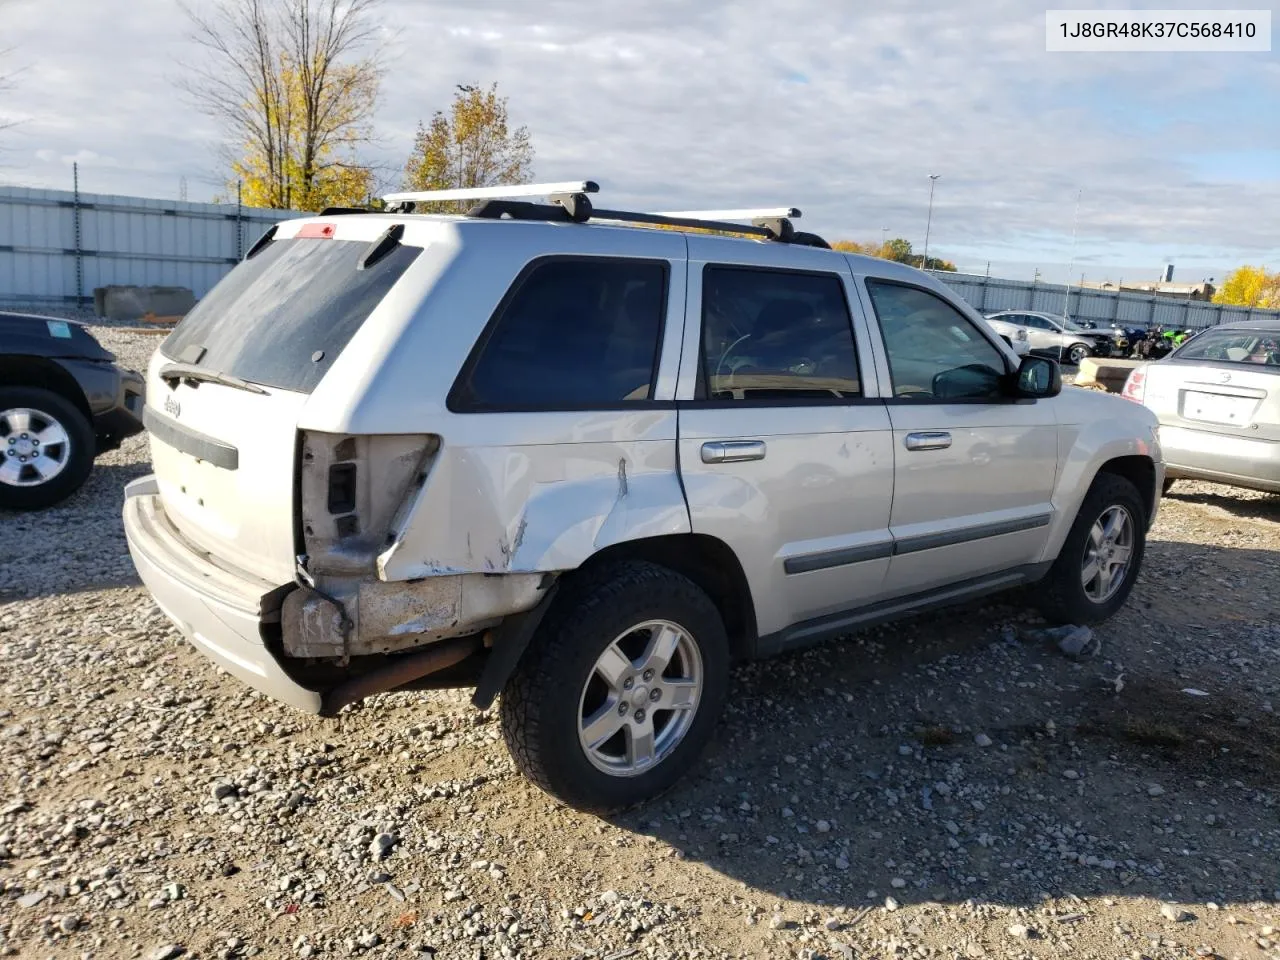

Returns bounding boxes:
[2,0,1277,283]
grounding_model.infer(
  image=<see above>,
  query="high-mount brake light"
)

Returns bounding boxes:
[297,223,336,239]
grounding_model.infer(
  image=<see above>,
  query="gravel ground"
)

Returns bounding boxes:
[3,327,1279,960]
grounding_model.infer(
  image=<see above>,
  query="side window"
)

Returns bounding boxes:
[865,281,1008,401]
[699,266,861,401]
[451,257,667,410]
[1023,315,1048,330]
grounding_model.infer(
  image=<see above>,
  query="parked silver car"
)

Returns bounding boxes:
[123,181,1163,811]
[985,310,1117,365]
[1123,320,1280,493]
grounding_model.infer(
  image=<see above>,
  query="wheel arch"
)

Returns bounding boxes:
[0,355,92,420]
[1096,454,1157,524]
[573,533,758,661]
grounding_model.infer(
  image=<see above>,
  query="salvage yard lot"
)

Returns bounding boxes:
[2,327,1279,960]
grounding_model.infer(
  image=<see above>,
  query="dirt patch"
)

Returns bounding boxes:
[1074,677,1280,787]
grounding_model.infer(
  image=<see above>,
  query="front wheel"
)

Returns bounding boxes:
[500,561,729,813]
[1037,473,1147,625]
[0,387,95,511]
[1066,343,1089,365]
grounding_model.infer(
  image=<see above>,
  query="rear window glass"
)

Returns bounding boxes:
[161,236,421,393]
[450,257,668,410]
[1172,329,1280,366]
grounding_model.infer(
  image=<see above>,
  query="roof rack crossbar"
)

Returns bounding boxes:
[371,180,826,245]
[382,180,599,205]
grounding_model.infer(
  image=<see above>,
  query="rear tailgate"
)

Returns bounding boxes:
[143,221,424,585]
[145,364,310,585]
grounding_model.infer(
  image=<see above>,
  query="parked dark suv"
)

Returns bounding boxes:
[0,311,145,509]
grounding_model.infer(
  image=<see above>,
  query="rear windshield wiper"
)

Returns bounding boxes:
[158,362,269,395]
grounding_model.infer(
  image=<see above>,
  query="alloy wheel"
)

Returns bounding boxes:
[577,620,703,777]
[1081,505,1134,603]
[0,408,72,488]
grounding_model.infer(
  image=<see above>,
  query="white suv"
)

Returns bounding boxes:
[124,182,1164,811]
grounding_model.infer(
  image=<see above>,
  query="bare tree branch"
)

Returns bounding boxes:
[178,0,384,210]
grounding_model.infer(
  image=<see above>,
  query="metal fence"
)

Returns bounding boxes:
[0,184,300,307]
[4,181,1279,330]
[927,270,1280,330]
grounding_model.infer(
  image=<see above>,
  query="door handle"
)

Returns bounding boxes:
[701,440,767,464]
[904,431,952,451]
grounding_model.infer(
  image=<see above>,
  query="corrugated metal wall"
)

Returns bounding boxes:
[0,186,301,306]
[4,184,1278,329]
[927,270,1280,329]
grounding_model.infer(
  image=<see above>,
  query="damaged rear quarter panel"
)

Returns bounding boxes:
[377,410,691,580]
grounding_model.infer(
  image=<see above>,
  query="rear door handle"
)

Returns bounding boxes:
[904,431,952,451]
[701,440,767,464]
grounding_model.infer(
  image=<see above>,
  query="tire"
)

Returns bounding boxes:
[1037,473,1147,625]
[1162,478,1175,496]
[0,386,95,511]
[1067,343,1089,366]
[500,561,730,813]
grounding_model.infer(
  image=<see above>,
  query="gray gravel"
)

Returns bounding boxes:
[1,325,1279,959]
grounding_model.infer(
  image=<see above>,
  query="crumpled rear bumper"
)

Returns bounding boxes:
[122,475,322,713]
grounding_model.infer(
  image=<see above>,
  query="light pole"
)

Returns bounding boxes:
[1063,188,1082,320]
[922,175,940,270]
[881,226,889,253]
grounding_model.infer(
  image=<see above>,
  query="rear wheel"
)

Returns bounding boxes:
[0,387,95,511]
[1037,474,1146,625]
[500,561,729,813]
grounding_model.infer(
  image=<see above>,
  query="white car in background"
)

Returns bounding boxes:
[1123,320,1280,494]
[985,310,1117,366]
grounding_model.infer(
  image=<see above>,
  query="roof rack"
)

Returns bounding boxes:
[375,181,829,248]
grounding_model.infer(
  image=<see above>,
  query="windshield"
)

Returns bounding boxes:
[161,237,422,393]
[1062,318,1091,332]
[1171,328,1280,367]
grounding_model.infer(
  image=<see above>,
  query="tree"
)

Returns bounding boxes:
[182,0,384,211]
[1213,265,1279,309]
[832,237,956,271]
[403,84,534,212]
[831,240,876,255]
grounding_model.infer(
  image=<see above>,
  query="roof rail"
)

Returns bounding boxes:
[376,180,828,247]
[651,207,801,220]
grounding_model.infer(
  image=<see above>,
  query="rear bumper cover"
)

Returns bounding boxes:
[123,475,322,713]
[1160,425,1280,492]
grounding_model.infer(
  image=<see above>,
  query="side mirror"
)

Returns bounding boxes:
[1014,356,1061,398]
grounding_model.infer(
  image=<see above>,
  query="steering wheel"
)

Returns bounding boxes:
[715,334,752,384]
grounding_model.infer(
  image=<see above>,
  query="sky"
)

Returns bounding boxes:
[1,0,1277,284]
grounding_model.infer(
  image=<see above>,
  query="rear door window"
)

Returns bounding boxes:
[161,236,421,394]
[697,266,861,401]
[449,257,668,411]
